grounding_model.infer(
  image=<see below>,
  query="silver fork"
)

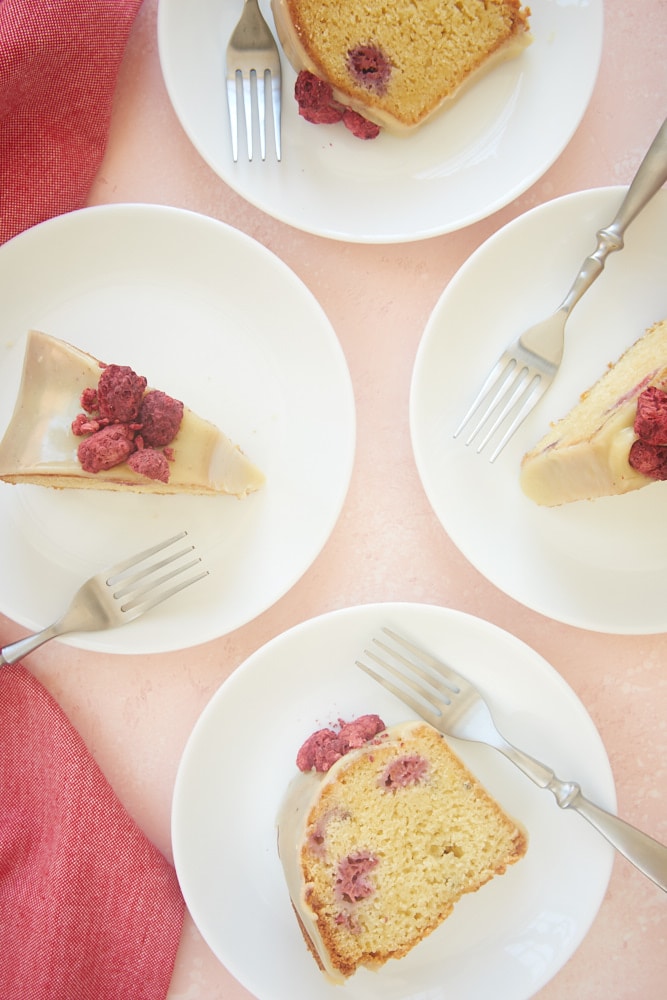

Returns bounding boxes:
[0,531,207,666]
[225,0,282,162]
[454,116,667,462]
[357,627,667,892]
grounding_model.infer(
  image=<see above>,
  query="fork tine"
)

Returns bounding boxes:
[271,71,281,161]
[111,551,201,601]
[357,628,463,725]
[454,355,545,462]
[485,375,547,462]
[242,73,254,160]
[106,530,208,612]
[120,566,209,616]
[453,357,514,440]
[473,368,541,455]
[105,531,190,581]
[227,76,240,162]
[256,70,267,160]
[381,627,464,690]
[356,656,443,727]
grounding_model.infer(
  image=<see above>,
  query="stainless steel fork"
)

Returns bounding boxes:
[454,116,667,462]
[357,627,667,892]
[225,0,282,162]
[0,531,207,666]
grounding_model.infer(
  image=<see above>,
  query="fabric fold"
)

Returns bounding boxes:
[0,0,143,245]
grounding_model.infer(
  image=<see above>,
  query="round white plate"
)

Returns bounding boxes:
[157,0,603,243]
[172,602,615,1000]
[411,187,667,634]
[0,204,355,654]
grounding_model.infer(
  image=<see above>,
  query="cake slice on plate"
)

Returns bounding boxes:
[520,318,667,506]
[272,0,531,134]
[0,330,264,497]
[278,715,526,982]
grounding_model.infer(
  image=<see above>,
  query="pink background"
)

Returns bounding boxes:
[1,1,665,997]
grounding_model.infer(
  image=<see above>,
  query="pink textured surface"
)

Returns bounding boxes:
[0,0,142,244]
[0,665,184,1000]
[0,1,665,998]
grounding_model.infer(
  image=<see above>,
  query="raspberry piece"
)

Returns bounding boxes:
[299,103,344,125]
[380,754,429,790]
[628,439,667,480]
[342,109,381,139]
[335,853,378,903]
[634,385,667,445]
[97,364,147,422]
[127,447,170,483]
[77,424,135,473]
[80,386,98,412]
[138,390,184,447]
[71,413,101,436]
[346,45,392,95]
[294,69,333,109]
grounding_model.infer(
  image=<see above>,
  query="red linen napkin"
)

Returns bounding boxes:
[0,0,143,245]
[0,664,185,1000]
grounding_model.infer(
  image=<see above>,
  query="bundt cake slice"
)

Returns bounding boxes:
[272,0,531,133]
[277,717,527,982]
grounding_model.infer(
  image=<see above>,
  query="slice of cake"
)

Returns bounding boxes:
[278,716,527,982]
[520,318,667,506]
[271,0,531,134]
[0,330,264,497]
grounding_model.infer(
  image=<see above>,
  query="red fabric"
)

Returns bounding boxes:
[0,664,185,1000]
[0,0,143,245]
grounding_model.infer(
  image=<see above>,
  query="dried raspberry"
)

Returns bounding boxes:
[80,386,98,412]
[71,413,101,436]
[342,109,381,140]
[77,424,135,473]
[294,69,333,109]
[299,103,344,125]
[628,439,667,480]
[634,386,667,445]
[97,364,147,422]
[138,390,184,447]
[296,715,386,772]
[127,447,170,483]
[337,715,385,750]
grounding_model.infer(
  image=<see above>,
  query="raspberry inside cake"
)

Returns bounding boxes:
[277,717,527,982]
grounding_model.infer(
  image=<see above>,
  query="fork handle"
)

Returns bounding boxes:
[560,116,667,317]
[498,739,667,892]
[0,624,63,667]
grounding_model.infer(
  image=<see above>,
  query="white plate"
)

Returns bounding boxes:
[157,0,603,243]
[172,602,615,1000]
[411,187,667,634]
[0,204,355,654]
